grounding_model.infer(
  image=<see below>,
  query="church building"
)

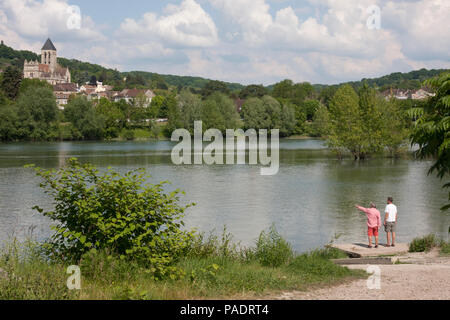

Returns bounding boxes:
[23,38,71,85]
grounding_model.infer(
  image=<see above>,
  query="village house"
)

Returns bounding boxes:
[381,88,435,101]
[53,83,78,109]
[113,89,155,107]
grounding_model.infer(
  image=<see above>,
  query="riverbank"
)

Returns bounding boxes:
[269,248,450,300]
[0,234,366,300]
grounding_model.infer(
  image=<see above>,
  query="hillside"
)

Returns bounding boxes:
[0,42,243,91]
[0,41,447,92]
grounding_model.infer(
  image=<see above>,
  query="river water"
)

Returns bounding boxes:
[0,140,448,253]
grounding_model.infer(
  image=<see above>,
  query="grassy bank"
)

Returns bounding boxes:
[408,234,450,256]
[0,230,366,300]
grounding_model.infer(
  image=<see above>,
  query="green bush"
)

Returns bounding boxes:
[440,242,450,256]
[409,234,439,252]
[26,159,195,274]
[255,225,294,267]
[122,129,135,140]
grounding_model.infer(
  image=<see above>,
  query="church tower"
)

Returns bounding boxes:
[41,38,57,72]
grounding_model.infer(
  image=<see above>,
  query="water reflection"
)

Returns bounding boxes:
[0,140,448,252]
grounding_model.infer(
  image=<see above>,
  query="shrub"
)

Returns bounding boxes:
[26,159,195,274]
[409,234,439,252]
[123,129,135,140]
[440,242,450,256]
[255,225,294,267]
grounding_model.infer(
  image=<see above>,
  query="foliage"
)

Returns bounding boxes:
[239,84,268,99]
[409,72,450,210]
[255,225,294,267]
[326,84,410,159]
[1,66,23,100]
[16,86,58,141]
[64,96,105,140]
[0,239,76,300]
[328,84,364,158]
[27,159,196,270]
[409,234,439,252]
[311,104,331,137]
[201,80,230,98]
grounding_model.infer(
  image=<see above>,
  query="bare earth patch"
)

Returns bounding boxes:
[269,249,450,300]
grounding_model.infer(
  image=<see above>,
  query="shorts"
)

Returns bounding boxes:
[385,222,396,233]
[368,227,379,237]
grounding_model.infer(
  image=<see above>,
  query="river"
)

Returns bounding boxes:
[0,139,448,252]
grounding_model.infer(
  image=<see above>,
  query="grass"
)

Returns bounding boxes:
[439,242,450,256]
[408,234,440,252]
[0,228,366,300]
[408,234,450,256]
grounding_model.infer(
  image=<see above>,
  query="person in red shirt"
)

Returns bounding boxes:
[355,203,382,248]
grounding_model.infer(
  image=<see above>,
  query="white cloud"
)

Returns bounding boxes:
[0,0,104,43]
[1,0,448,85]
[118,0,218,48]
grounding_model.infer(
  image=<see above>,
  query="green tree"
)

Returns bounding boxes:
[201,80,230,98]
[328,85,364,159]
[280,103,296,137]
[358,83,384,155]
[96,98,124,139]
[380,98,410,156]
[1,66,23,100]
[64,96,105,140]
[239,84,268,99]
[410,73,450,210]
[311,104,331,137]
[150,95,165,119]
[272,79,294,99]
[165,94,180,134]
[16,86,58,140]
[177,89,202,133]
[0,94,18,141]
[301,99,320,121]
[241,96,281,131]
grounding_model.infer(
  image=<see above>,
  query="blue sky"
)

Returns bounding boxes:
[0,0,449,85]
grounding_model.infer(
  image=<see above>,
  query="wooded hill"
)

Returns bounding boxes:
[0,41,447,92]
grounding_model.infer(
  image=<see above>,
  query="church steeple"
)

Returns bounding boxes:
[42,38,57,51]
[41,38,57,72]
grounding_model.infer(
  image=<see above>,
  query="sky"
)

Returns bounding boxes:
[0,0,449,85]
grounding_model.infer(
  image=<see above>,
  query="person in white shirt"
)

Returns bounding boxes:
[384,197,398,247]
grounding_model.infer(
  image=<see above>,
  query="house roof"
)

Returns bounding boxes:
[42,38,57,51]
[53,83,77,92]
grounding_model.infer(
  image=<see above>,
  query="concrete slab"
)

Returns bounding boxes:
[331,243,409,258]
[332,257,394,265]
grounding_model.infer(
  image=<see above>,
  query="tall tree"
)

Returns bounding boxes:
[328,85,364,159]
[16,86,58,140]
[1,66,23,100]
[64,96,104,140]
[239,84,268,99]
[410,72,450,210]
[201,80,230,98]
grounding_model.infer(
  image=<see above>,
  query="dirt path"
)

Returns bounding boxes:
[272,250,450,300]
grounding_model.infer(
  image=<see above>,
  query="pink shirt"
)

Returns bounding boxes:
[356,206,381,228]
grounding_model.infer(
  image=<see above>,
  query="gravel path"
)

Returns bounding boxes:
[274,250,450,300]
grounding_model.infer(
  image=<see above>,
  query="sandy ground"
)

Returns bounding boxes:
[272,249,450,300]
